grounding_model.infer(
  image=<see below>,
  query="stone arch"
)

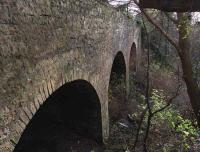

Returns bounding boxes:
[13,80,102,152]
[108,51,126,122]
[129,42,137,74]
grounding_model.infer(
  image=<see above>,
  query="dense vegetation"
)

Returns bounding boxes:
[106,1,200,151]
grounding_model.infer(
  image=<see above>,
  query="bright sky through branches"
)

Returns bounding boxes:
[109,0,139,15]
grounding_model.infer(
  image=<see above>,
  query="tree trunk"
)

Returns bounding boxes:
[177,13,200,126]
[133,0,200,127]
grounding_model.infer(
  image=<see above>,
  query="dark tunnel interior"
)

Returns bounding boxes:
[14,80,102,152]
[111,52,126,77]
[129,43,136,74]
[108,52,126,122]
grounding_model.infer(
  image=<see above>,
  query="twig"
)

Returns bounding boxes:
[132,0,180,53]
[142,14,151,152]
[141,12,181,152]
[133,106,148,150]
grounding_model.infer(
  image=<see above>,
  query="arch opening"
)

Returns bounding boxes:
[14,80,102,152]
[108,52,126,123]
[129,42,137,75]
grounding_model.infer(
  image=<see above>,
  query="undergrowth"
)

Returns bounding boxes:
[135,89,200,152]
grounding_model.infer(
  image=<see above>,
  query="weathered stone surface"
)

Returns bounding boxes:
[0,0,141,150]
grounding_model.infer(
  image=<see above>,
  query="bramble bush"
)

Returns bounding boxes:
[150,89,200,151]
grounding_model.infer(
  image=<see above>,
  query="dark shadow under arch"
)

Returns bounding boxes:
[108,51,126,122]
[14,80,102,152]
[129,42,137,74]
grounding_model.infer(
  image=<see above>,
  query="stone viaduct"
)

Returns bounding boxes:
[0,0,141,151]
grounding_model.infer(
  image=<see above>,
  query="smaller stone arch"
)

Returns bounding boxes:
[129,42,137,75]
[108,51,126,122]
[14,80,102,152]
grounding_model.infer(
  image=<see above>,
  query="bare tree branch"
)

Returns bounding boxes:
[139,12,181,151]
[153,82,181,115]
[141,14,151,152]
[132,0,180,53]
[133,106,148,150]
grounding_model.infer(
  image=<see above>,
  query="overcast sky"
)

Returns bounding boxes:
[109,0,138,15]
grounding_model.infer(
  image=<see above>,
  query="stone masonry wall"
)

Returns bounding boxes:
[0,0,140,151]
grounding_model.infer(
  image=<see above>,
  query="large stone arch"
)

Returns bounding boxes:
[13,79,102,152]
[0,0,141,151]
[2,54,110,151]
